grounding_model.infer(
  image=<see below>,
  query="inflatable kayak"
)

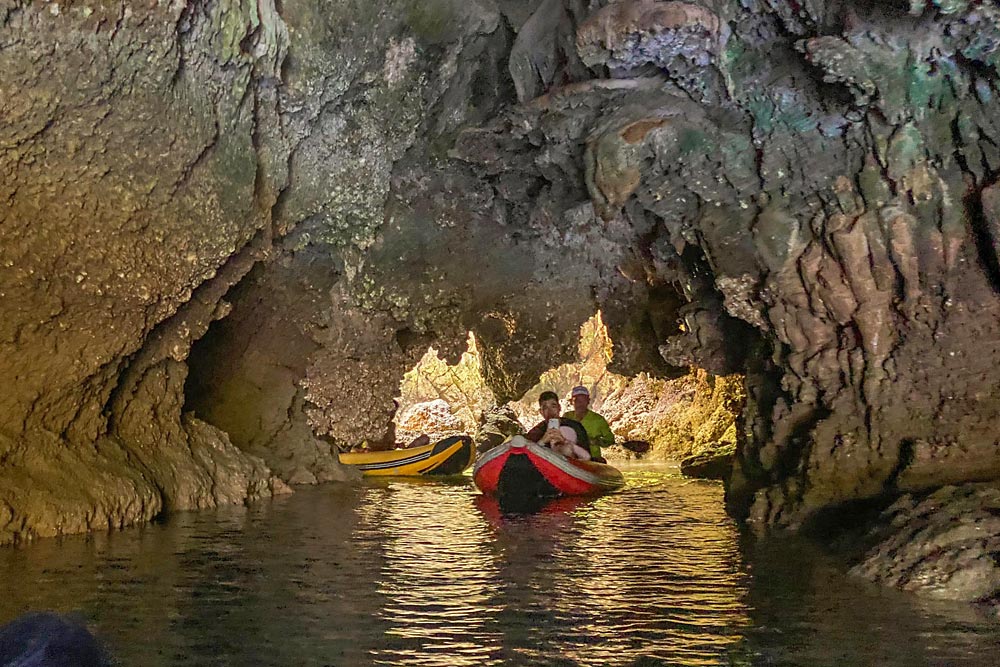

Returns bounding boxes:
[339,435,474,476]
[473,435,625,499]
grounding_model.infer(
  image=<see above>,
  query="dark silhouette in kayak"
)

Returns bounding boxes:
[0,612,111,667]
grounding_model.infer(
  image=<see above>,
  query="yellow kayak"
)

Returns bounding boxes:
[338,435,475,476]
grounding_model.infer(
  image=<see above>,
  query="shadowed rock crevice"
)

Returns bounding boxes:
[184,224,348,486]
[965,180,1000,294]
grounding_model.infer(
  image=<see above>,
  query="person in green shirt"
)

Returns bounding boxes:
[563,386,615,461]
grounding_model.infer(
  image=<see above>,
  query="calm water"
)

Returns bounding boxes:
[1,464,998,666]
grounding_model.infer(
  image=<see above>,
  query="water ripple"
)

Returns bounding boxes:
[1,466,999,665]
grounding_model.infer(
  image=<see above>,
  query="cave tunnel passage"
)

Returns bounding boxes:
[394,313,746,466]
[183,285,747,475]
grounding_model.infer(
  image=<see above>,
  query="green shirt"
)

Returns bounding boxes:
[563,409,615,458]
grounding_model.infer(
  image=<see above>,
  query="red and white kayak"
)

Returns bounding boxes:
[473,436,625,499]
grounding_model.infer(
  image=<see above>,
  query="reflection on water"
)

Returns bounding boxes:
[1,464,998,666]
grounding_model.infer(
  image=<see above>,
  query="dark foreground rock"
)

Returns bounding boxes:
[0,613,110,667]
[680,441,735,480]
[850,484,1000,609]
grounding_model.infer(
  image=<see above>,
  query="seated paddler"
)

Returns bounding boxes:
[563,385,614,463]
[525,391,591,460]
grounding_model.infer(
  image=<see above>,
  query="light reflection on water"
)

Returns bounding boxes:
[1,464,998,666]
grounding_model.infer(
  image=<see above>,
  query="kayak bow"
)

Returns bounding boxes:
[473,435,624,499]
[339,435,474,476]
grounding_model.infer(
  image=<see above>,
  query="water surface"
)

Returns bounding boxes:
[1,464,998,665]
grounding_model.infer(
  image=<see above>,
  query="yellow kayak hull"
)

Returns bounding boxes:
[338,435,475,476]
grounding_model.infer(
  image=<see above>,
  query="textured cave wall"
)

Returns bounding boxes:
[189,0,552,451]
[362,152,621,405]
[184,223,349,485]
[3,0,592,539]
[439,0,1000,541]
[313,0,1000,609]
[717,2,1000,533]
[0,1,293,544]
[201,0,650,453]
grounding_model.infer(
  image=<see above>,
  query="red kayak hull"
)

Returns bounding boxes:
[473,436,624,498]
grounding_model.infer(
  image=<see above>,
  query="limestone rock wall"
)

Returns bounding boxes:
[249,0,521,448]
[184,223,347,485]
[0,0,550,540]
[443,1,1000,537]
[0,0,292,544]
[601,369,743,461]
[850,484,1000,606]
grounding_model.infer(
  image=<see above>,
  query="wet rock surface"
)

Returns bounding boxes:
[848,484,1000,610]
[2,0,1000,608]
[680,441,735,480]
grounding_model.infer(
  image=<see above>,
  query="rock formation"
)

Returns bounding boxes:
[0,0,293,544]
[850,484,1000,606]
[2,0,1000,608]
[474,404,527,454]
[600,368,743,462]
[396,399,466,442]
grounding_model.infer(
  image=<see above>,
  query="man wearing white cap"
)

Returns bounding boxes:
[563,385,615,461]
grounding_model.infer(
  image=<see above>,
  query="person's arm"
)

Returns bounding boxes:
[525,421,546,442]
[594,416,615,448]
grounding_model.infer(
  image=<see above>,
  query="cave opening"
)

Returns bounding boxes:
[182,236,347,485]
[395,312,745,468]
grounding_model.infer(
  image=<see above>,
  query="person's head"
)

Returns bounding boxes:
[538,391,560,419]
[571,385,590,413]
[0,612,111,667]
